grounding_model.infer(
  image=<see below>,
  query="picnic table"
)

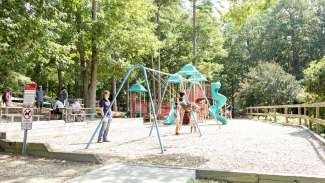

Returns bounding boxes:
[0,107,48,122]
[65,108,96,122]
[0,106,98,123]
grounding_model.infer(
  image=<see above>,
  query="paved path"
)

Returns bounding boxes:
[66,164,195,183]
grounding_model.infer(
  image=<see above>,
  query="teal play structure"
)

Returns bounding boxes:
[209,82,228,124]
[163,100,176,125]
[161,64,228,125]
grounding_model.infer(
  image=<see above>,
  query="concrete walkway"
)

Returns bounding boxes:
[66,164,195,183]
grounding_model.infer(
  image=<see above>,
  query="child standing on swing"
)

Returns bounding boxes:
[178,91,199,134]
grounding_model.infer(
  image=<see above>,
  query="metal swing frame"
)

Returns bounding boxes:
[85,64,165,153]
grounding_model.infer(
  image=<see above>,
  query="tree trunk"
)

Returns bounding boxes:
[76,10,89,106]
[151,54,156,104]
[57,63,63,94]
[288,10,300,79]
[292,30,300,79]
[88,0,98,112]
[155,0,162,111]
[192,0,197,65]
[112,78,118,111]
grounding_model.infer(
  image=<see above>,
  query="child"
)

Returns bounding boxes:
[98,90,112,143]
[174,102,181,135]
[190,102,199,134]
[178,91,199,134]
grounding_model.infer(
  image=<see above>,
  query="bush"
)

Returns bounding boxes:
[304,56,325,100]
[236,62,302,108]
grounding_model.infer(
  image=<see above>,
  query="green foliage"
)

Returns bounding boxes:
[236,62,302,108]
[303,57,325,100]
[0,70,31,96]
[197,62,224,81]
[227,0,278,27]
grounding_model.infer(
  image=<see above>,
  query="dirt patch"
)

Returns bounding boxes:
[0,152,99,183]
[100,153,208,168]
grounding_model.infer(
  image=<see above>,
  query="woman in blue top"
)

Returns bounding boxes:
[97,90,112,143]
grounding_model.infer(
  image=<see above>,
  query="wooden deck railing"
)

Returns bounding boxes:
[245,102,325,134]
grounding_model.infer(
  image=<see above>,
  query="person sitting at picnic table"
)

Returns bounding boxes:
[52,97,64,120]
[71,100,81,110]
[59,86,69,107]
[71,100,84,122]
[2,88,12,107]
[98,90,112,143]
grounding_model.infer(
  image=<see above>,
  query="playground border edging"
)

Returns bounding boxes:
[0,139,102,164]
[195,169,325,183]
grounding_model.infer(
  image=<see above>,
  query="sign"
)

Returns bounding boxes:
[24,82,37,90]
[21,82,37,155]
[22,106,33,122]
[21,122,32,130]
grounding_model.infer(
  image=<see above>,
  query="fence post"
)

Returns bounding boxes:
[257,108,260,120]
[298,107,301,125]
[304,107,307,127]
[285,107,288,123]
[316,107,320,133]
[265,108,268,120]
[273,108,277,123]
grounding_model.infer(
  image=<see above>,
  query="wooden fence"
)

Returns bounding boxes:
[245,102,325,134]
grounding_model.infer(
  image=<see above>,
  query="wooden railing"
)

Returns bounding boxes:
[245,102,325,134]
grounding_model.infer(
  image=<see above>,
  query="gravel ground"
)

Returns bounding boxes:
[1,118,325,176]
[0,153,98,183]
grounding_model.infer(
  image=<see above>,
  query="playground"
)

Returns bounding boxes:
[1,118,325,177]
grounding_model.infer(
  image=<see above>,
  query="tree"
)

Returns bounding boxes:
[303,56,325,100]
[236,62,302,108]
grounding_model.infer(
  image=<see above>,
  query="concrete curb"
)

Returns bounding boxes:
[0,139,102,164]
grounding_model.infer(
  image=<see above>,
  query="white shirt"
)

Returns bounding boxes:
[72,102,81,110]
[54,100,64,109]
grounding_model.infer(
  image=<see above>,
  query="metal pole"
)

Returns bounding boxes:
[22,129,28,155]
[142,66,164,153]
[139,93,141,117]
[85,65,139,149]
[149,81,169,136]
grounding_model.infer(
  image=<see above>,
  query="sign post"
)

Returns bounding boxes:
[21,82,37,155]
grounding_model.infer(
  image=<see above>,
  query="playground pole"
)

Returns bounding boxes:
[149,81,169,136]
[85,65,139,149]
[142,66,165,154]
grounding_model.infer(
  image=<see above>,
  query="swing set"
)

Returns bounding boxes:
[85,63,228,154]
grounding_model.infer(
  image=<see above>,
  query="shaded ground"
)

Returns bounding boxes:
[1,118,325,177]
[66,163,195,183]
[0,153,98,183]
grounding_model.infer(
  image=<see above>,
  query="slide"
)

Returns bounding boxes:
[164,103,176,125]
[209,82,228,125]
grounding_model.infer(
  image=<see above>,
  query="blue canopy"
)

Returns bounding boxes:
[168,74,183,84]
[176,63,200,77]
[188,72,207,83]
[128,83,147,93]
